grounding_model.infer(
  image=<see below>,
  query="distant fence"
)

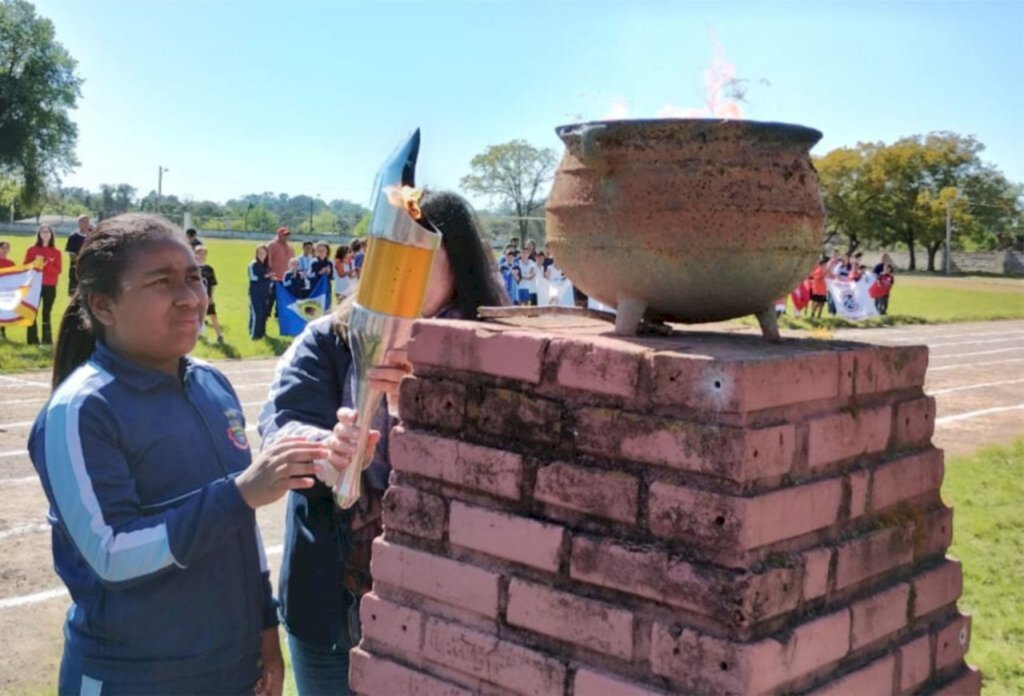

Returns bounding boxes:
[882,249,1024,277]
[0,222,353,246]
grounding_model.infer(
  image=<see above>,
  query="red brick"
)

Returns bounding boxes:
[349,648,472,696]
[919,506,954,558]
[803,546,833,600]
[913,559,963,618]
[359,593,424,656]
[507,578,634,660]
[872,449,944,513]
[389,426,454,480]
[839,345,928,398]
[408,319,547,383]
[810,654,896,696]
[647,478,841,551]
[571,537,797,627]
[807,405,892,470]
[850,582,910,650]
[449,501,565,572]
[935,614,971,672]
[849,469,870,519]
[535,462,639,524]
[550,336,645,399]
[381,485,446,540]
[390,428,525,500]
[577,408,794,482]
[898,634,932,693]
[650,609,851,693]
[570,536,666,604]
[649,347,841,413]
[476,388,562,445]
[422,616,566,695]
[398,377,466,431]
[574,669,662,696]
[894,396,936,448]
[455,441,525,500]
[934,666,982,696]
[835,524,915,590]
[370,539,500,618]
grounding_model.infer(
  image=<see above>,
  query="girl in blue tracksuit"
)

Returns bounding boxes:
[249,244,273,339]
[29,213,333,695]
[258,191,508,695]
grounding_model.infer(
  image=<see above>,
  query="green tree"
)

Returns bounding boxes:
[0,0,83,208]
[816,132,1022,270]
[0,172,20,222]
[352,212,370,237]
[459,140,557,241]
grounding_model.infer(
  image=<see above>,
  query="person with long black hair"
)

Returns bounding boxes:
[258,190,508,695]
[249,244,274,339]
[25,225,62,345]
[30,213,342,695]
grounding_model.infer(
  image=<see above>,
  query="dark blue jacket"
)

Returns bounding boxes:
[258,315,390,647]
[28,342,275,685]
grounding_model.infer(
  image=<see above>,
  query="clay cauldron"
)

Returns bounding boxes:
[545,119,825,336]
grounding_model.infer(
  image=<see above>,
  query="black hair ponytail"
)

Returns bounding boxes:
[52,295,97,388]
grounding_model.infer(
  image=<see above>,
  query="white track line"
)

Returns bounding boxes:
[0,450,28,459]
[923,336,1024,349]
[931,378,1024,396]
[0,545,284,610]
[928,357,1024,372]
[0,523,49,542]
[936,403,1024,426]
[0,375,49,389]
[1,476,39,486]
[887,328,1024,342]
[929,347,1023,360]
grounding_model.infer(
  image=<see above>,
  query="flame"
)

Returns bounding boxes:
[612,32,745,121]
[604,98,630,120]
[384,185,424,220]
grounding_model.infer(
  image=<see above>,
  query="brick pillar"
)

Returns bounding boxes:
[351,319,980,695]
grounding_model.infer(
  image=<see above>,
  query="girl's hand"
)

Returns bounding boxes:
[325,408,381,473]
[254,628,284,696]
[370,348,413,413]
[234,437,327,509]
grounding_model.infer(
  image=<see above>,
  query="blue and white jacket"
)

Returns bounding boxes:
[258,315,390,647]
[28,342,276,685]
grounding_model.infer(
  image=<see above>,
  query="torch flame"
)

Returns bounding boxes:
[384,185,425,220]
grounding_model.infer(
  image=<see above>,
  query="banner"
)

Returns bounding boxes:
[276,275,330,337]
[827,279,879,321]
[0,260,44,327]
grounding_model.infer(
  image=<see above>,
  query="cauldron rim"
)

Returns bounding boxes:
[554,118,823,149]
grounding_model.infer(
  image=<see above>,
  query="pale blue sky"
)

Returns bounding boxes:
[34,0,1024,208]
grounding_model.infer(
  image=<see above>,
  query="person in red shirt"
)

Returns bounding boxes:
[0,240,13,339]
[24,225,63,345]
[809,255,829,319]
[266,226,295,319]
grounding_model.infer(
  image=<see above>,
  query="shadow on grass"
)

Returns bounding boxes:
[262,335,294,355]
[197,336,242,359]
[778,314,931,331]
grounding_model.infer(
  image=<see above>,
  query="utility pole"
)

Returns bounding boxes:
[944,199,952,276]
[157,166,169,210]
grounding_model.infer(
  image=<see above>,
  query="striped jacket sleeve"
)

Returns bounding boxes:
[36,374,254,589]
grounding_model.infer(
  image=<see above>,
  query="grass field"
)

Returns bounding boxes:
[1,233,1023,371]
[945,439,1024,695]
[0,235,302,373]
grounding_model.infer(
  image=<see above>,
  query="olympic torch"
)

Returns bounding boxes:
[333,130,442,509]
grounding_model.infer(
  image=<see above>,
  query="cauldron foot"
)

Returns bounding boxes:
[614,297,647,336]
[755,306,781,342]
